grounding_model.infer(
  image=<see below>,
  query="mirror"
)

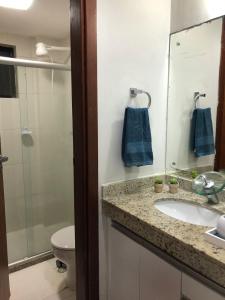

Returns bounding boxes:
[166,17,225,179]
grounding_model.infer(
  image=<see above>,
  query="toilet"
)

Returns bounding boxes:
[51,225,75,290]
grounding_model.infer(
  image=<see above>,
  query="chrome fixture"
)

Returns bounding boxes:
[194,92,206,109]
[198,174,219,204]
[0,155,8,167]
[192,172,225,204]
[130,88,151,108]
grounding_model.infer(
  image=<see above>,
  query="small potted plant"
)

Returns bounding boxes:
[154,177,163,193]
[191,170,198,179]
[168,177,179,194]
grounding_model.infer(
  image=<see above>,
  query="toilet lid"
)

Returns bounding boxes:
[51,225,75,250]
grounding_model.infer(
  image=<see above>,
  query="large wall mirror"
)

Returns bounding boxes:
[166,16,225,179]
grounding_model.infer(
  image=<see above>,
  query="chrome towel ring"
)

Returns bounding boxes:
[194,92,206,109]
[130,88,151,109]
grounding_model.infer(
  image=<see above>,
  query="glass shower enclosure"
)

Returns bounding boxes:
[0,62,74,264]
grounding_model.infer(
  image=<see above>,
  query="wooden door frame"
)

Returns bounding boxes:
[70,0,99,300]
[215,17,225,171]
[0,1,99,299]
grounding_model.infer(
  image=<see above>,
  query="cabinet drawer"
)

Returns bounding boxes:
[182,274,225,300]
[108,226,140,300]
[140,246,181,300]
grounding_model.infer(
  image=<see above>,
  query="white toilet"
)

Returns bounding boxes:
[51,225,75,290]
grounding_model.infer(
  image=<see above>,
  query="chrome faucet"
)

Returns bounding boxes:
[198,174,219,204]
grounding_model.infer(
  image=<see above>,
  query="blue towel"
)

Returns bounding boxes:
[190,108,215,157]
[122,107,153,167]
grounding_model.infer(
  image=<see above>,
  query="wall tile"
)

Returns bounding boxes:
[0,99,21,130]
[1,130,23,165]
[5,196,26,233]
[7,229,27,263]
[3,164,25,199]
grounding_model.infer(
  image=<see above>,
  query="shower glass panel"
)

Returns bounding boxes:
[1,66,28,263]
[2,65,74,264]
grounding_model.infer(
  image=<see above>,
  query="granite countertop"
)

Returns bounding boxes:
[102,183,225,288]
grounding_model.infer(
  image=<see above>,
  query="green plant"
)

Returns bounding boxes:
[154,177,163,184]
[169,177,178,185]
[191,170,198,179]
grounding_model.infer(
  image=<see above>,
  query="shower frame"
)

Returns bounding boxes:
[0,52,72,268]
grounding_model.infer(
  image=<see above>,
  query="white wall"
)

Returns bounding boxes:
[97,0,171,298]
[167,19,222,171]
[98,0,171,185]
[171,0,225,33]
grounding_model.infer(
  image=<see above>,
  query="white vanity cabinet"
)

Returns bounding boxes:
[181,274,225,300]
[108,225,181,300]
[108,225,140,300]
[108,224,225,300]
[140,246,181,300]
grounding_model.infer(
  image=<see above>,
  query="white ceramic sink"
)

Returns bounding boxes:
[154,199,221,227]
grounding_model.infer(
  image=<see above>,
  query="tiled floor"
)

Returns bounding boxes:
[9,258,75,300]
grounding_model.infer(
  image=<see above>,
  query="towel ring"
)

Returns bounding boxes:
[130,88,151,109]
[194,92,206,109]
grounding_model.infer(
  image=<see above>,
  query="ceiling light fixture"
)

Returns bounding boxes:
[0,0,34,10]
[206,0,225,18]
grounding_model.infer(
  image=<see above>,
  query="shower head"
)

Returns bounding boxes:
[36,42,48,56]
[35,42,70,57]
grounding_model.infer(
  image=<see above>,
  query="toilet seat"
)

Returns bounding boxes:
[51,225,75,250]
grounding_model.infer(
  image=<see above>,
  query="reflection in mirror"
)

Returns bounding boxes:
[166,17,224,179]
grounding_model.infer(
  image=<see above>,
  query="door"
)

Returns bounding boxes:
[108,225,140,300]
[140,246,181,300]
[182,273,225,300]
[0,145,10,300]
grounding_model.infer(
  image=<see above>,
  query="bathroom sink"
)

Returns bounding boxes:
[154,199,221,227]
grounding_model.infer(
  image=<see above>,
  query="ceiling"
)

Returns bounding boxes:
[0,0,70,39]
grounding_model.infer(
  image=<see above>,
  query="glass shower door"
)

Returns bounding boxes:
[22,68,74,256]
[1,66,29,263]
[3,65,74,264]
[19,66,74,257]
